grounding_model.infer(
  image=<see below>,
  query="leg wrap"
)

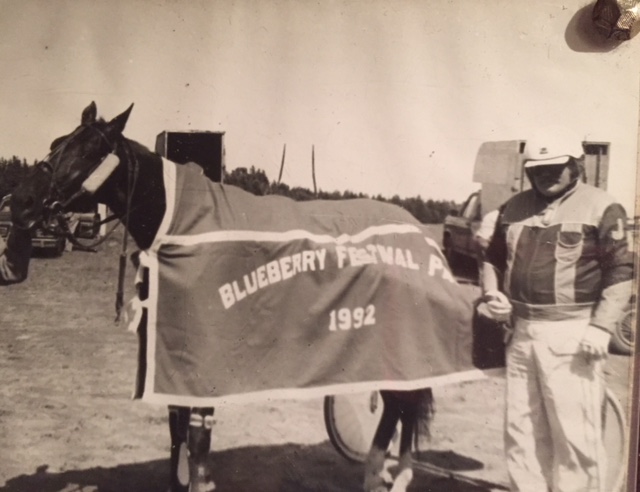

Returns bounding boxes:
[168,406,190,492]
[189,410,215,430]
[188,408,216,492]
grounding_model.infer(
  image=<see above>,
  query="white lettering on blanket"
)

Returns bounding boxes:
[219,248,327,309]
[335,245,419,269]
[219,245,454,309]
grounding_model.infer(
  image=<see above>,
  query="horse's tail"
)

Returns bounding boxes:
[413,388,435,451]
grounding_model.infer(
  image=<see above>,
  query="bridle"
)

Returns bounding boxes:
[34,127,114,249]
[41,122,140,321]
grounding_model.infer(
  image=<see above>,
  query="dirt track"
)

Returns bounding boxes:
[0,227,633,492]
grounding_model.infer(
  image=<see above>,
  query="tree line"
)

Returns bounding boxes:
[0,156,34,199]
[0,158,459,223]
[224,166,459,224]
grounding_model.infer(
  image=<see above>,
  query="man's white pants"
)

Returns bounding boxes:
[505,317,606,492]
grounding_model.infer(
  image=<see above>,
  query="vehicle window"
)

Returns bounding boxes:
[462,194,479,220]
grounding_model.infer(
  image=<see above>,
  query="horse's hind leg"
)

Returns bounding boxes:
[168,405,190,492]
[414,388,435,453]
[188,407,216,492]
[364,391,401,492]
[389,397,418,492]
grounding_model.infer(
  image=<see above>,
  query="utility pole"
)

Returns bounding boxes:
[277,144,286,184]
[312,145,317,197]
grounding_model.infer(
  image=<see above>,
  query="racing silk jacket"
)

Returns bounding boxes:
[0,228,32,285]
[485,181,633,333]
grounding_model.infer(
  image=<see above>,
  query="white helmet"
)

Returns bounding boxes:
[523,126,584,168]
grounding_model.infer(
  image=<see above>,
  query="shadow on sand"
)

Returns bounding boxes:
[1,441,504,492]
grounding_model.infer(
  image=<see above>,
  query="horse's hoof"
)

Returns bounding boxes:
[364,486,390,492]
[389,468,413,492]
[191,482,216,492]
[190,464,216,492]
[363,472,391,492]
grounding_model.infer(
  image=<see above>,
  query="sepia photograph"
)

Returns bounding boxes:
[0,1,638,491]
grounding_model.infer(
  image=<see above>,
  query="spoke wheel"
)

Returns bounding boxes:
[324,392,399,463]
[603,389,626,492]
[609,308,634,356]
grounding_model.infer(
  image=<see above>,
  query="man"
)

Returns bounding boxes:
[0,162,51,285]
[481,127,633,492]
[0,226,32,285]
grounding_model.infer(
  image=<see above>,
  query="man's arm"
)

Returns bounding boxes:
[475,209,499,263]
[589,203,634,334]
[481,210,507,295]
[0,227,32,285]
[478,209,514,323]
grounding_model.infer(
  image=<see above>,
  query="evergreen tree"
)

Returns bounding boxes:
[0,156,30,198]
[222,165,460,223]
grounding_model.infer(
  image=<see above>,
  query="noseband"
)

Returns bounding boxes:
[44,123,118,213]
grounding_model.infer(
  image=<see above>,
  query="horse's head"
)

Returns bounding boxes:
[44,101,134,214]
[17,101,164,252]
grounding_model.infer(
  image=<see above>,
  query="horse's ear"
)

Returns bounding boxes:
[81,101,97,125]
[106,103,134,136]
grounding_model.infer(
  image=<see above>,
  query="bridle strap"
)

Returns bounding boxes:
[52,213,121,252]
[45,124,116,202]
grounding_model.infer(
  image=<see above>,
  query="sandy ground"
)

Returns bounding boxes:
[0,226,634,492]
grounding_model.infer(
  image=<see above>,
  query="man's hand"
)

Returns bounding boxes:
[480,290,513,323]
[579,325,611,360]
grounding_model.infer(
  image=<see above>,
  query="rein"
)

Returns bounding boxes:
[114,138,140,323]
[48,214,121,252]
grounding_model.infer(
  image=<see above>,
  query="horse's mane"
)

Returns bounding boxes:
[122,136,156,158]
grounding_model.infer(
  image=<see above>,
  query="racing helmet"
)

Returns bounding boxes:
[523,127,584,168]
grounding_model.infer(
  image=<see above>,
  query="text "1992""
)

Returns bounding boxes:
[328,305,376,331]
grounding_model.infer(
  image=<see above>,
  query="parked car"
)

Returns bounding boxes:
[0,196,100,257]
[442,190,481,266]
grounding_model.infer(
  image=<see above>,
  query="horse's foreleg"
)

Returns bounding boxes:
[168,405,191,492]
[188,407,216,492]
[364,391,401,492]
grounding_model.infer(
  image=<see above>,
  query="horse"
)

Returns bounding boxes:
[12,101,454,492]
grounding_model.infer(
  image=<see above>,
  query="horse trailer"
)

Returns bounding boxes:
[155,130,225,183]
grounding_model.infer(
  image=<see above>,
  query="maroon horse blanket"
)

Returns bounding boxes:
[129,161,484,406]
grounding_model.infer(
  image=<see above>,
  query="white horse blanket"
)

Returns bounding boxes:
[129,160,482,406]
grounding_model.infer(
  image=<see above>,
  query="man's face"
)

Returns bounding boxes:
[528,163,574,197]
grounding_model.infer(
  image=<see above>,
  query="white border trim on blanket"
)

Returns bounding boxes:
[143,251,161,400]
[140,368,506,407]
[153,158,177,246]
[140,159,177,401]
[161,223,424,247]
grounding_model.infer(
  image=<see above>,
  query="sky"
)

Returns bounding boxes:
[0,0,639,213]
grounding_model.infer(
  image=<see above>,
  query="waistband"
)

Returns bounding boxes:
[511,301,594,322]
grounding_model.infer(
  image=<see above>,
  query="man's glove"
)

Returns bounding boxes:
[481,290,513,323]
[579,325,611,360]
